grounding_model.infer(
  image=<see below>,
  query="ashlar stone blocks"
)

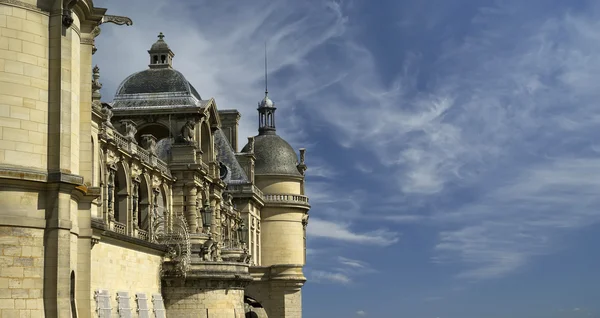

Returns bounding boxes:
[0,5,49,169]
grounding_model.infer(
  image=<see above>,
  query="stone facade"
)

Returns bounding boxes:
[0,1,310,317]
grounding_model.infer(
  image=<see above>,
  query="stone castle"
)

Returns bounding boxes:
[0,1,310,317]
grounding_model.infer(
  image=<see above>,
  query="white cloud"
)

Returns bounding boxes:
[434,158,600,279]
[308,270,351,284]
[356,310,367,316]
[337,256,368,269]
[94,0,347,150]
[308,218,398,246]
[306,255,376,285]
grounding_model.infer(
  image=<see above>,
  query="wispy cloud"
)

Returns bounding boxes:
[434,157,600,279]
[307,256,376,285]
[356,310,367,316]
[95,0,347,149]
[309,270,352,284]
[308,218,398,246]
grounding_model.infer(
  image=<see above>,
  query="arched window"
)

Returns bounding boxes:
[161,55,166,63]
[114,164,129,226]
[153,55,158,64]
[200,123,211,163]
[138,177,151,231]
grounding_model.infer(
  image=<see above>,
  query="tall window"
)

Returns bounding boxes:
[70,271,77,318]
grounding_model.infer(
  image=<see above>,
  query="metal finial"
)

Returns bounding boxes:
[264,41,268,96]
[158,32,165,40]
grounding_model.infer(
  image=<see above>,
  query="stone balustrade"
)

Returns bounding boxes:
[225,183,264,200]
[101,123,171,177]
[263,194,309,205]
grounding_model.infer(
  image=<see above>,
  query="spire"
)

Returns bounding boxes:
[265,41,268,96]
[257,42,276,135]
[148,32,175,69]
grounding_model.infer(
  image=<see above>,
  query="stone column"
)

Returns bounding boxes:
[107,168,115,221]
[185,185,198,234]
[132,180,140,229]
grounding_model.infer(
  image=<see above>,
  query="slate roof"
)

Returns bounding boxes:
[241,133,301,177]
[112,68,204,109]
[214,129,249,184]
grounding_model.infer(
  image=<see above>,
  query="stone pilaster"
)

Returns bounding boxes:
[184,185,198,234]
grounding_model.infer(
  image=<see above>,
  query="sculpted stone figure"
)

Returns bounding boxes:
[101,106,113,127]
[179,120,195,143]
[141,134,158,155]
[247,136,255,153]
[201,235,214,261]
[121,120,137,141]
[299,148,306,165]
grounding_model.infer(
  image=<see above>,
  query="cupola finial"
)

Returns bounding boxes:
[265,41,268,97]
[148,32,175,69]
[257,41,277,135]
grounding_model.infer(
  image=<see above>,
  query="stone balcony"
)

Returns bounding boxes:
[263,193,310,209]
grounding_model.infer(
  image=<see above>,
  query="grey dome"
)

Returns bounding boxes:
[241,134,301,176]
[259,95,274,108]
[115,68,201,98]
[112,68,205,109]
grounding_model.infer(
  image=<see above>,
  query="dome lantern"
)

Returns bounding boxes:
[148,32,175,69]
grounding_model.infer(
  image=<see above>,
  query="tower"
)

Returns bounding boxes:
[241,50,310,318]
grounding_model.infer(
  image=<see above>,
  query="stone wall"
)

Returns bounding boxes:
[162,287,245,318]
[0,226,45,318]
[260,207,304,266]
[90,241,163,315]
[0,4,49,169]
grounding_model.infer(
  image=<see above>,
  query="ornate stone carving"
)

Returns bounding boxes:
[131,162,142,179]
[91,236,101,249]
[297,148,307,175]
[302,213,309,231]
[101,104,114,128]
[92,65,102,101]
[200,234,215,261]
[178,120,196,144]
[132,181,140,229]
[121,120,137,142]
[141,134,158,155]
[157,215,191,278]
[91,25,102,38]
[299,148,306,165]
[152,175,162,189]
[62,0,79,28]
[247,137,255,153]
[102,15,133,26]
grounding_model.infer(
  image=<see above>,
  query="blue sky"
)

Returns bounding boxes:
[94,0,600,317]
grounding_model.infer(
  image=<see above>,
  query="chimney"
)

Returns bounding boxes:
[218,110,241,152]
